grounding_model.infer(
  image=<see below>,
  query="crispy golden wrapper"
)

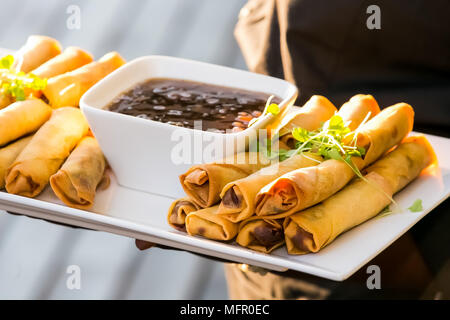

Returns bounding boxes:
[0,99,52,147]
[167,198,201,231]
[284,136,434,254]
[43,52,125,108]
[255,103,414,219]
[50,136,107,209]
[337,94,380,131]
[185,206,238,241]
[5,107,89,197]
[236,217,284,253]
[278,95,337,147]
[0,135,33,189]
[13,35,61,73]
[217,153,322,222]
[180,152,272,208]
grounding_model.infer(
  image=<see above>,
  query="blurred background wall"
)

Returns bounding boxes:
[0,0,248,299]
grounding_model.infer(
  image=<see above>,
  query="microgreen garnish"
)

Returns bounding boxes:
[267,103,280,116]
[377,205,393,218]
[275,113,397,207]
[248,95,280,128]
[285,115,364,165]
[408,199,423,212]
[258,134,283,161]
[262,95,280,116]
[1,55,13,69]
[378,198,423,218]
[0,55,47,101]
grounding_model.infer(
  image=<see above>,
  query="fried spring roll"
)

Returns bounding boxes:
[217,95,380,222]
[31,46,93,80]
[217,153,322,222]
[255,103,414,219]
[349,103,414,166]
[0,135,33,189]
[13,35,62,73]
[5,107,89,197]
[50,136,107,209]
[337,94,380,130]
[0,89,13,110]
[0,98,10,110]
[185,206,239,241]
[364,135,437,193]
[167,198,201,231]
[42,52,125,108]
[284,136,434,254]
[279,96,337,148]
[284,171,393,254]
[280,95,337,133]
[280,94,379,149]
[236,217,284,253]
[0,99,52,146]
[179,152,272,208]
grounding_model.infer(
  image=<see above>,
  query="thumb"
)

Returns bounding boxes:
[135,239,155,250]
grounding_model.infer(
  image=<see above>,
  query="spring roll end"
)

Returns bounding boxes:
[285,220,316,255]
[5,170,41,197]
[180,169,210,207]
[255,180,297,216]
[221,185,242,209]
[49,171,93,209]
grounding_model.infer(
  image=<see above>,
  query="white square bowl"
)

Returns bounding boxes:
[80,56,298,198]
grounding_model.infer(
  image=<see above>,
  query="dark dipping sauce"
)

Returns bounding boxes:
[106,78,281,133]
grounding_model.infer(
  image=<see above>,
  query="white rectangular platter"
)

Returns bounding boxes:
[0,133,448,281]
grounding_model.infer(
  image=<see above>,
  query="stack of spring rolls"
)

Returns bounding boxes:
[0,35,125,209]
[168,94,437,255]
[1,35,125,109]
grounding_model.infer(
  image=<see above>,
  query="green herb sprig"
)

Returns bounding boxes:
[0,55,47,101]
[377,198,423,219]
[285,113,399,205]
[262,95,280,116]
[279,114,365,163]
[248,95,280,128]
[408,199,423,212]
[261,103,420,218]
